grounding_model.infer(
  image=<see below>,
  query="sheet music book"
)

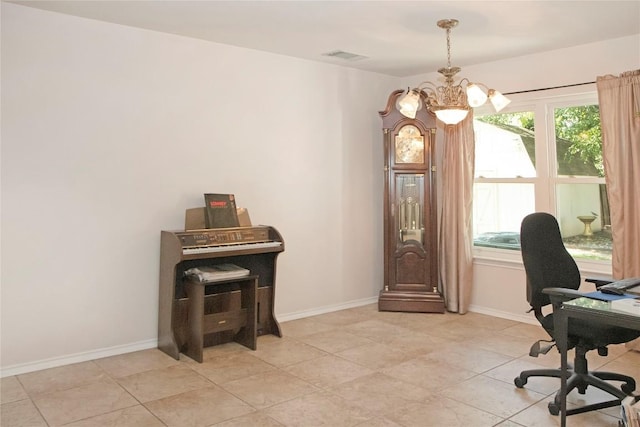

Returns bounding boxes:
[184,264,250,283]
[204,193,240,228]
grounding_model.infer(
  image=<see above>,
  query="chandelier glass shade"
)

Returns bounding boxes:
[398,19,511,125]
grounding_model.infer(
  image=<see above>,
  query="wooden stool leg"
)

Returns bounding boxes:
[184,282,204,363]
[235,277,257,350]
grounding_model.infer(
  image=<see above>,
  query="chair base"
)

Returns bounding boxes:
[515,367,636,416]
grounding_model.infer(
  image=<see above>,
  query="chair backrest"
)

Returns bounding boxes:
[520,212,581,309]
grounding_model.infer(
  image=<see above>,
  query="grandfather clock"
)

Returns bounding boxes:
[378,89,444,313]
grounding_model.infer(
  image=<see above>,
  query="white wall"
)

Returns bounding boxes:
[0,3,396,374]
[2,2,639,375]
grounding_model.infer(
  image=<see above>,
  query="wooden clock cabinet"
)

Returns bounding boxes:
[378,90,445,313]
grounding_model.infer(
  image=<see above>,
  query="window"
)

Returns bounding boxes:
[472,93,611,263]
[473,110,535,250]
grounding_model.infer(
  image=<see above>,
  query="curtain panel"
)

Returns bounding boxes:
[597,70,640,352]
[597,70,640,279]
[438,115,475,313]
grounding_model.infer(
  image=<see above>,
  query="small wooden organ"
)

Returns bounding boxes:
[158,225,284,360]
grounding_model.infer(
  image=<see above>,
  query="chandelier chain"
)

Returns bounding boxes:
[446,27,451,69]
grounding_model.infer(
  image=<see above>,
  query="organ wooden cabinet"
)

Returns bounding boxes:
[378,90,444,313]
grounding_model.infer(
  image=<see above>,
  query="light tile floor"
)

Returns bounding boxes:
[2,304,639,426]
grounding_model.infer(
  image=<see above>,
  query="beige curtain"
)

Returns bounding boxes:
[438,114,475,313]
[596,70,640,278]
[597,70,640,352]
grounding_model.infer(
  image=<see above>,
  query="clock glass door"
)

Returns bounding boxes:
[396,174,425,245]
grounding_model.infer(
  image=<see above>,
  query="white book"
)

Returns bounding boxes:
[611,298,640,315]
[184,264,250,283]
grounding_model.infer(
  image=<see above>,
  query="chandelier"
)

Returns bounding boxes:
[398,19,511,125]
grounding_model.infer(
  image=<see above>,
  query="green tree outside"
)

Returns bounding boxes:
[477,106,603,176]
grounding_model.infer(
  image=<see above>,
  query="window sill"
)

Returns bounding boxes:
[472,247,612,277]
[473,247,523,268]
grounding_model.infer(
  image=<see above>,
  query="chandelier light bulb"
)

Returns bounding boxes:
[488,90,512,112]
[434,108,469,125]
[466,83,488,108]
[398,90,421,119]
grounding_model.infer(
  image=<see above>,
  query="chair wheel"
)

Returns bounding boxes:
[514,377,527,388]
[548,402,560,416]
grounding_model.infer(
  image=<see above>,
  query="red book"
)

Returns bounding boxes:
[204,193,240,228]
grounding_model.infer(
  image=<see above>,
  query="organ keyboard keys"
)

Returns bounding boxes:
[182,241,282,255]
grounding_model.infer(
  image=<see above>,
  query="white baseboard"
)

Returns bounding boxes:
[1,297,379,378]
[1,298,534,378]
[278,299,539,327]
[468,304,539,326]
[1,339,158,378]
[277,296,379,323]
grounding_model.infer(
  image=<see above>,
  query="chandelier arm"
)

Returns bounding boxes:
[410,83,438,101]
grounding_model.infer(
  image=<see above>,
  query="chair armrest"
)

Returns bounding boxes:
[542,287,586,306]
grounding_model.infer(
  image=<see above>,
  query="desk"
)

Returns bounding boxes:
[555,297,640,426]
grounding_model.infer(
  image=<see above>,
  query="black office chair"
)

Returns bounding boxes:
[514,212,639,416]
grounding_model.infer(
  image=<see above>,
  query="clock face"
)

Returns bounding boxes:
[395,125,424,164]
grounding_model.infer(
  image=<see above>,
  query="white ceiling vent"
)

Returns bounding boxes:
[322,50,368,62]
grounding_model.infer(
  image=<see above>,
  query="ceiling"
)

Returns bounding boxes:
[10,1,640,77]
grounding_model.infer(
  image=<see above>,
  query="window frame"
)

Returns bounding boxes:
[471,88,611,276]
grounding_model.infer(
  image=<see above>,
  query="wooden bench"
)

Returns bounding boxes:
[183,275,258,363]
